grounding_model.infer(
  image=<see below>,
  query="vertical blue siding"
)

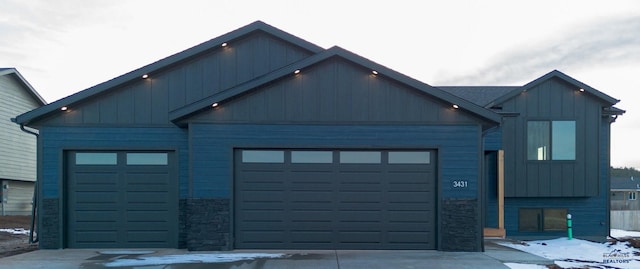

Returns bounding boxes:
[39,127,189,198]
[190,124,483,200]
[504,118,611,239]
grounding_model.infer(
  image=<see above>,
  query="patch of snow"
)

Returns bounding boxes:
[504,263,548,269]
[98,250,155,255]
[103,253,288,267]
[0,228,30,235]
[611,229,640,238]
[499,237,640,269]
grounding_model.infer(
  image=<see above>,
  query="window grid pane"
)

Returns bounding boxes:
[339,151,381,164]
[527,121,550,160]
[543,208,567,231]
[75,153,117,165]
[291,151,333,163]
[388,152,431,164]
[126,153,168,165]
[552,121,576,160]
[242,150,285,163]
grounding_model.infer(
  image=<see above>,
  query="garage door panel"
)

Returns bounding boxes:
[75,210,119,221]
[235,149,436,250]
[238,191,285,202]
[289,191,332,202]
[73,191,119,203]
[73,231,118,243]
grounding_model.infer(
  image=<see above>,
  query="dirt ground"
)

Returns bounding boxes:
[0,215,38,258]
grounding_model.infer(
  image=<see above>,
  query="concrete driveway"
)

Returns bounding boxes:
[0,240,552,269]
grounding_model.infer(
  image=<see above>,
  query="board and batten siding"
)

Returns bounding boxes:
[188,57,488,125]
[501,77,605,197]
[35,31,315,127]
[189,123,483,199]
[498,116,612,240]
[0,74,40,182]
[38,127,189,198]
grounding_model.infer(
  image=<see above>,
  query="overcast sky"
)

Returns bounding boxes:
[1,0,639,168]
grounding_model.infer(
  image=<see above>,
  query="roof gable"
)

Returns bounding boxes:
[438,86,517,107]
[1,68,47,106]
[487,70,620,108]
[15,21,323,125]
[170,46,501,127]
[611,176,640,190]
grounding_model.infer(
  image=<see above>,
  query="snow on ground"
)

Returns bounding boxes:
[499,237,639,269]
[0,228,29,235]
[611,229,640,238]
[103,253,288,267]
[504,263,548,269]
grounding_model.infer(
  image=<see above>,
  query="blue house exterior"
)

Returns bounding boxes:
[15,21,621,251]
[443,72,624,241]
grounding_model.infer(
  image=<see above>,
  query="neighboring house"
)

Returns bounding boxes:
[14,21,622,251]
[0,68,46,215]
[442,71,624,241]
[610,176,640,231]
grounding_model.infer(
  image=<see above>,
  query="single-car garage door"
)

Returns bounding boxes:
[66,151,178,248]
[235,149,436,250]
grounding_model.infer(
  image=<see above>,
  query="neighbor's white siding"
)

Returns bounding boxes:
[0,74,40,182]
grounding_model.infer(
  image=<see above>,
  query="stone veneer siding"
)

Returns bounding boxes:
[185,198,231,250]
[39,198,60,249]
[441,198,480,251]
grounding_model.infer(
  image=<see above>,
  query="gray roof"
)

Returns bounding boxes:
[0,68,47,106]
[437,86,517,107]
[611,176,640,190]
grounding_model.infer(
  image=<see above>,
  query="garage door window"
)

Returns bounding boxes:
[126,153,168,165]
[339,151,381,164]
[242,150,285,163]
[389,151,431,164]
[291,151,333,163]
[75,153,117,165]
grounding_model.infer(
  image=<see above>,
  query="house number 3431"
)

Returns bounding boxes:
[453,180,468,188]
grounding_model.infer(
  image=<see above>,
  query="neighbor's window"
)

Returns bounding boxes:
[527,121,575,161]
[629,192,637,201]
[519,208,568,232]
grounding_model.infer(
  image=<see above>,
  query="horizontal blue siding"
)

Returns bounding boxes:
[504,196,608,239]
[483,127,502,151]
[40,127,189,198]
[190,124,482,199]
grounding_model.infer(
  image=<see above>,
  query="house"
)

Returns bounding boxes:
[610,176,640,231]
[442,71,624,241]
[14,21,622,251]
[0,68,46,215]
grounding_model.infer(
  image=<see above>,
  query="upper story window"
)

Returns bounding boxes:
[629,192,637,200]
[527,120,576,161]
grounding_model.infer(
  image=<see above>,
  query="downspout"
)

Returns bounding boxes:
[15,121,39,244]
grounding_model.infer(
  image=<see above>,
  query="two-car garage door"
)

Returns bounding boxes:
[235,149,437,250]
[65,151,177,248]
